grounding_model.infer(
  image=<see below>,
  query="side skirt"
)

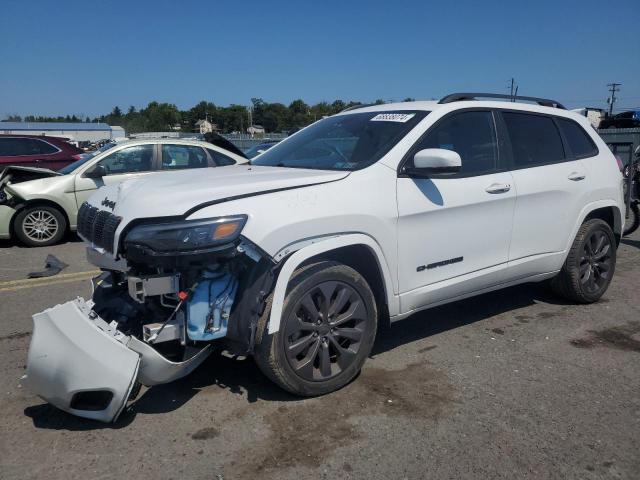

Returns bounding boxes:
[390,270,559,323]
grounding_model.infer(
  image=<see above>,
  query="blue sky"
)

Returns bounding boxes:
[1,0,638,118]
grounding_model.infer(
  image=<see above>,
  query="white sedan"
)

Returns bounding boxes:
[0,138,247,246]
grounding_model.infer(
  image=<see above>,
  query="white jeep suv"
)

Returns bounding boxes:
[24,93,625,422]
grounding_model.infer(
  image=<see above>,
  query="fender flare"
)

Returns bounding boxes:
[564,199,623,253]
[267,233,397,334]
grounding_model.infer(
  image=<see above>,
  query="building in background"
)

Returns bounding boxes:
[598,128,640,167]
[0,122,125,143]
[247,124,265,137]
[572,107,606,128]
[195,119,218,134]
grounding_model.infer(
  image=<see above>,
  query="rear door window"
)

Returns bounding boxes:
[411,110,498,176]
[556,118,598,159]
[0,138,28,156]
[502,112,565,168]
[27,139,59,155]
[161,145,208,170]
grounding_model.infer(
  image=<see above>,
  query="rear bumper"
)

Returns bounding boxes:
[22,298,211,423]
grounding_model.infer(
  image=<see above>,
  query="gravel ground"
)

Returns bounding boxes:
[0,232,639,480]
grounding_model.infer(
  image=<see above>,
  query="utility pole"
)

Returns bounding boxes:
[607,83,621,116]
[509,78,517,101]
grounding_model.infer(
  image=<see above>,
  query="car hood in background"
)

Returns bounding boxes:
[0,166,61,187]
[87,165,350,222]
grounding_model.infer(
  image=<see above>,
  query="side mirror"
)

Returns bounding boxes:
[84,165,107,179]
[405,148,461,177]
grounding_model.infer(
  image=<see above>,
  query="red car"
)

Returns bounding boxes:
[0,134,84,172]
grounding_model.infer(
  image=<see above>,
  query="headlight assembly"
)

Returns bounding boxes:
[124,215,247,254]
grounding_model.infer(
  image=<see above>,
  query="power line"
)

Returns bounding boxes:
[606,83,621,115]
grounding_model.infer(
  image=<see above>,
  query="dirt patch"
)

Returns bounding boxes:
[570,322,640,352]
[227,362,455,477]
[191,427,220,440]
[537,311,558,319]
[490,328,505,335]
[0,332,30,341]
[417,345,437,353]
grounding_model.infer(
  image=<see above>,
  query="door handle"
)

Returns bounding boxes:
[568,172,586,181]
[485,183,511,194]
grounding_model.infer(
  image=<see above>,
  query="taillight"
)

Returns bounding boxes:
[615,155,624,172]
[72,154,83,161]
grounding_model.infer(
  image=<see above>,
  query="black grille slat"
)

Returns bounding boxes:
[77,202,122,253]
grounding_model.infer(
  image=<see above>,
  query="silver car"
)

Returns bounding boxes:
[0,139,247,246]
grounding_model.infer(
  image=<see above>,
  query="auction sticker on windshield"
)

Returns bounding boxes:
[370,113,416,122]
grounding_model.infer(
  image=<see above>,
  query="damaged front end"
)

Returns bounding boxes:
[0,166,64,238]
[24,206,276,422]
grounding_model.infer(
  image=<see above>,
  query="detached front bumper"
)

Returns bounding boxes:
[22,298,211,423]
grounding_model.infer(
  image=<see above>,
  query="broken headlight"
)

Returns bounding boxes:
[124,215,247,254]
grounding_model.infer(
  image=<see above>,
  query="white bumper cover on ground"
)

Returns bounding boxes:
[22,298,211,423]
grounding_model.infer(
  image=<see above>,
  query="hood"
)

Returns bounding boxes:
[0,166,61,187]
[87,165,350,223]
[203,132,247,159]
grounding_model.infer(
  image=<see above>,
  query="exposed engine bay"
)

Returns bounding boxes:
[22,237,276,423]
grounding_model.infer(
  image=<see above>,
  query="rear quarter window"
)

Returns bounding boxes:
[206,149,236,166]
[556,118,598,158]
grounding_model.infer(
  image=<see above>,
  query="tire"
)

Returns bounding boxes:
[550,219,616,303]
[623,202,639,236]
[254,261,377,396]
[14,205,67,247]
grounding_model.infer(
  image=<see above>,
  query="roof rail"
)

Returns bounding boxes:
[438,92,565,109]
[340,103,375,112]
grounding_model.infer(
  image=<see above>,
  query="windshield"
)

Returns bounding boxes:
[251,111,428,171]
[58,143,116,174]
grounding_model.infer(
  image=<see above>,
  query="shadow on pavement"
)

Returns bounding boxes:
[372,281,570,356]
[24,280,569,430]
[24,352,300,431]
[621,237,640,250]
[0,233,83,249]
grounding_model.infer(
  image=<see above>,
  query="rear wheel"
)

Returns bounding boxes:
[14,205,67,247]
[550,219,616,303]
[254,261,377,396]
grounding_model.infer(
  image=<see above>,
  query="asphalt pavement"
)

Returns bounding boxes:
[0,232,639,480]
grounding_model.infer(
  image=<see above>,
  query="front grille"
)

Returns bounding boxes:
[77,202,122,253]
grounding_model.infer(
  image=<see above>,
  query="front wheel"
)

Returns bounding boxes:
[254,261,377,396]
[623,202,639,236]
[550,219,616,303]
[14,205,67,247]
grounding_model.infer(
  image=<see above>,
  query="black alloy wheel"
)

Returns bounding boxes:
[254,261,377,396]
[579,229,613,294]
[283,280,368,382]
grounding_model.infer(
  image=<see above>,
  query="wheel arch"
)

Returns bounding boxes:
[559,200,622,267]
[583,204,622,245]
[267,234,397,334]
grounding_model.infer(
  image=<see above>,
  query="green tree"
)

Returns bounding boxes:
[287,99,310,130]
